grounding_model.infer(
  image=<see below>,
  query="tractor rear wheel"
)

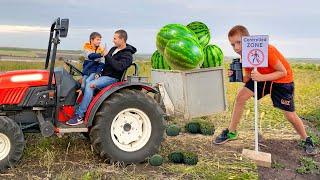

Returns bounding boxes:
[90,89,165,163]
[0,116,25,172]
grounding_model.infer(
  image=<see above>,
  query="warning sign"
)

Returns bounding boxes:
[242,35,269,68]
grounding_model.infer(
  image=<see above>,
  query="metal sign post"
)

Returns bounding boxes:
[241,35,271,167]
[254,67,258,152]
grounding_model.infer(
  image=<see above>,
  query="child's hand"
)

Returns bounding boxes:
[102,49,108,57]
[251,71,264,81]
[95,73,101,79]
[90,83,96,88]
[228,70,233,77]
[102,43,108,56]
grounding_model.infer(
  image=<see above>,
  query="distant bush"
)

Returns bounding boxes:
[292,63,319,71]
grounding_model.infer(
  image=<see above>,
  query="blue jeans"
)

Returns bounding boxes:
[76,76,118,118]
[81,73,96,91]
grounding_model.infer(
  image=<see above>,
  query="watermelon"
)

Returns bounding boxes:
[168,151,184,164]
[151,50,171,70]
[187,21,211,47]
[199,121,215,136]
[164,37,204,70]
[149,154,164,166]
[156,24,197,55]
[166,124,180,136]
[185,121,201,134]
[201,45,224,68]
[183,152,198,165]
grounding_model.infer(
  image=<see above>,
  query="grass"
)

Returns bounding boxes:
[0,61,44,71]
[0,59,319,179]
[163,160,258,179]
[0,61,66,72]
[306,129,320,146]
[272,161,286,169]
[0,49,36,57]
[291,63,320,71]
[0,47,82,58]
[296,157,319,174]
[81,171,102,180]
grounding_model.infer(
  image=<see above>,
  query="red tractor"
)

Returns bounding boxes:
[0,18,165,171]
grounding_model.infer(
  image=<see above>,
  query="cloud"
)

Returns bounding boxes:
[0,25,48,33]
[0,0,319,57]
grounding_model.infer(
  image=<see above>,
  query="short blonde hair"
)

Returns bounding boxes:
[89,32,102,40]
[228,25,250,37]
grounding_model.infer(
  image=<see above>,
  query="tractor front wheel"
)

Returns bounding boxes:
[90,89,165,163]
[0,116,25,172]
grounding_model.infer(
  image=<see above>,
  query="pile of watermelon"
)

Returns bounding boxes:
[151,21,224,70]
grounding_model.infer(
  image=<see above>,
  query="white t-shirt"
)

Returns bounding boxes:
[112,48,121,56]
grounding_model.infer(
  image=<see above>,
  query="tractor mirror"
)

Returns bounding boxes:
[59,19,69,38]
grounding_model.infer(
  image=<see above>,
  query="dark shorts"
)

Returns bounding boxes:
[245,79,295,112]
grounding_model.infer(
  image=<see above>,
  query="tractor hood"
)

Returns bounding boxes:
[0,70,53,89]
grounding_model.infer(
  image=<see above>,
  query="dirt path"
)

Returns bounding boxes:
[258,138,320,180]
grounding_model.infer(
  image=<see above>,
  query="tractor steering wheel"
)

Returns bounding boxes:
[64,60,83,76]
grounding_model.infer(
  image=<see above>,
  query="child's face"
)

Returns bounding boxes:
[90,37,101,47]
[229,34,242,55]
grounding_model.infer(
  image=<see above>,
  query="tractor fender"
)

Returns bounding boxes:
[84,81,158,127]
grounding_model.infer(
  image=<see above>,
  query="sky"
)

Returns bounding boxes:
[0,0,319,58]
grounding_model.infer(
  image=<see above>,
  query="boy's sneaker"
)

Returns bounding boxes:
[66,114,83,126]
[304,137,318,155]
[214,129,238,145]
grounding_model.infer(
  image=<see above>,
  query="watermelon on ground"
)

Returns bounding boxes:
[164,37,204,70]
[185,122,200,134]
[187,21,211,47]
[166,124,180,136]
[199,121,215,136]
[168,151,184,163]
[183,152,198,165]
[156,24,197,55]
[151,50,171,70]
[149,154,164,166]
[201,45,224,68]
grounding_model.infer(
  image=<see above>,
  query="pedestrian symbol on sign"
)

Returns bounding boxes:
[247,49,264,66]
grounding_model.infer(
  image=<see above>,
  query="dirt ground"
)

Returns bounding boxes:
[258,138,320,180]
[257,120,320,180]
[0,125,318,179]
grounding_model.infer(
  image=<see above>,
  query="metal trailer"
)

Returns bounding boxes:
[151,67,227,120]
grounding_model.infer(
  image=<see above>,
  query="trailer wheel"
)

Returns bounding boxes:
[90,89,165,163]
[0,116,25,172]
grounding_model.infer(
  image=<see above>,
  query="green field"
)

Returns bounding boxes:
[0,47,81,55]
[0,60,319,179]
[0,49,36,57]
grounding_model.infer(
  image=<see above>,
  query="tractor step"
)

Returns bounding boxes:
[55,122,88,133]
[58,127,88,133]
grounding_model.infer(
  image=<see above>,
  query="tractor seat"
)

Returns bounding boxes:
[120,63,138,82]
